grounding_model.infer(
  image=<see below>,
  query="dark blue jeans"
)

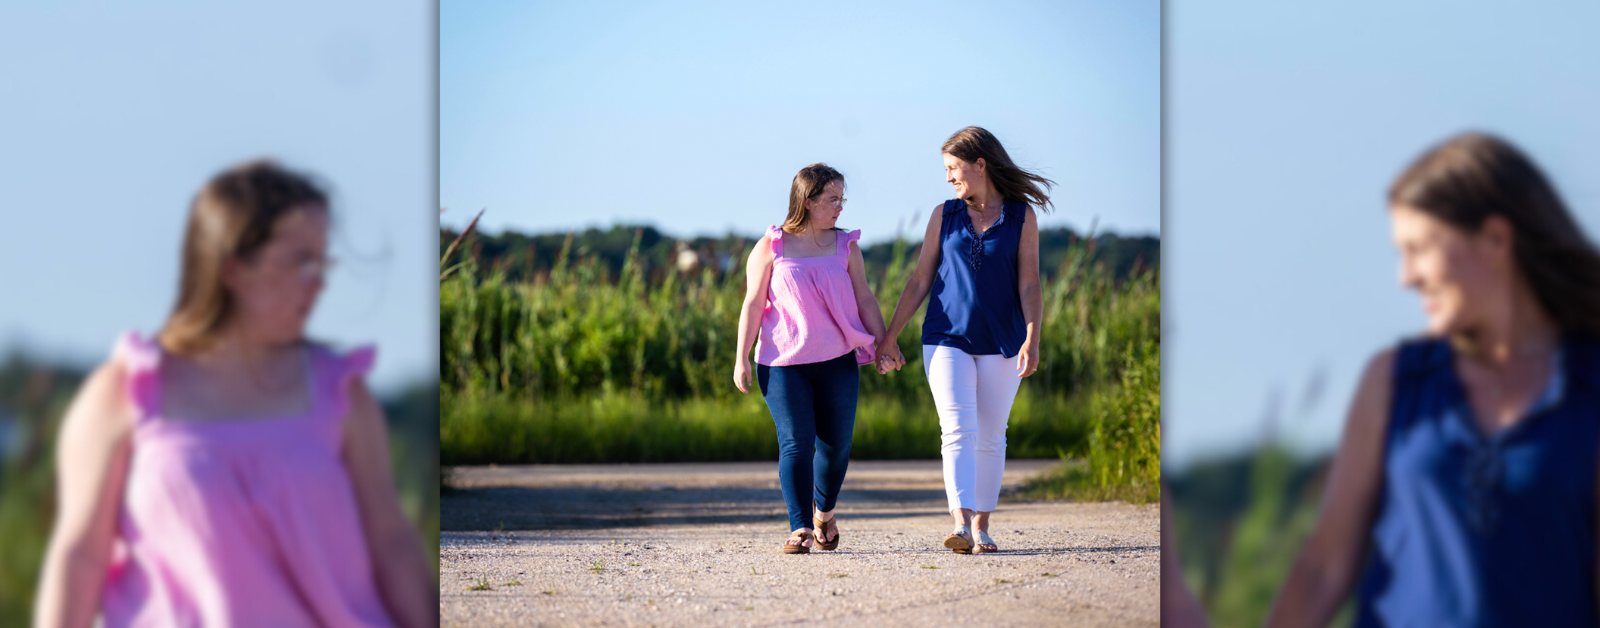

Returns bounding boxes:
[757,351,859,532]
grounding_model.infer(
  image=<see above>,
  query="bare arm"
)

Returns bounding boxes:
[34,361,134,628]
[1015,206,1042,377]
[1265,349,1395,628]
[846,239,889,342]
[882,205,946,343]
[733,234,775,393]
[343,380,436,628]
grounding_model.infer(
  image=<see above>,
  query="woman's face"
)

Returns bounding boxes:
[803,180,846,231]
[1390,204,1512,336]
[944,153,985,200]
[225,204,331,345]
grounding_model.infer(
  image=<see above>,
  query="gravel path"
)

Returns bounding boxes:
[440,460,1158,627]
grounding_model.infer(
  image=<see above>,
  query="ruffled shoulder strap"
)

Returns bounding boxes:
[1003,199,1026,224]
[314,343,377,425]
[767,225,785,258]
[1385,336,1449,439]
[837,229,861,257]
[111,331,162,421]
[943,199,964,215]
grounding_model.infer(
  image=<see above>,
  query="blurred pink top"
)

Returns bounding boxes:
[101,331,393,628]
[755,226,876,367]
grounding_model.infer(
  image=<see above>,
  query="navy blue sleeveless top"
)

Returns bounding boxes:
[1355,336,1600,627]
[921,198,1027,357]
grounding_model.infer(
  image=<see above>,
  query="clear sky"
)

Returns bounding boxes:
[440,0,1159,243]
[0,2,435,394]
[1166,0,1600,468]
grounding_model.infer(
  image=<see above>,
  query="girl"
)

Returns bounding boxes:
[33,161,435,627]
[733,163,890,554]
[878,126,1052,555]
[1267,133,1600,626]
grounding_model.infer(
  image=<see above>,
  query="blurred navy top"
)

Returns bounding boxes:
[921,198,1027,357]
[1356,336,1600,627]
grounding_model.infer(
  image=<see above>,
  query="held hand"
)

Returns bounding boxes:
[1016,343,1040,378]
[734,359,754,393]
[875,339,905,374]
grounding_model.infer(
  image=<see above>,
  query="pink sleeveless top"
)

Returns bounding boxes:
[101,331,394,628]
[755,226,877,367]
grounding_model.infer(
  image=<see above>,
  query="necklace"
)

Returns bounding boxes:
[963,199,1002,272]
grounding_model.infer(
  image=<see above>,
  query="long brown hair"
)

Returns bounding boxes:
[942,126,1055,213]
[158,160,329,354]
[783,163,845,234]
[1389,132,1600,340]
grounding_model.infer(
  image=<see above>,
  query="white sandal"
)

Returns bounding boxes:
[974,530,997,553]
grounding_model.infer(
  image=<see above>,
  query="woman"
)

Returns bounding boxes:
[33,161,436,627]
[733,163,890,554]
[1267,133,1600,627]
[877,126,1052,554]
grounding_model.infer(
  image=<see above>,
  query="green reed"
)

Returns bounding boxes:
[441,229,1159,466]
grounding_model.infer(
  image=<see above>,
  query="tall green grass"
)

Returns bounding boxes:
[441,228,1160,467]
[1015,339,1161,504]
[1170,447,1340,626]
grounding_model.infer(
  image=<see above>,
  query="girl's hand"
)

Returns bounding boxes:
[876,339,905,374]
[734,358,755,393]
[1016,339,1041,378]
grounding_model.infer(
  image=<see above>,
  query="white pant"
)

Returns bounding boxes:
[923,345,1023,513]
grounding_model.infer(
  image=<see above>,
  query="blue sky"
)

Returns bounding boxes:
[0,2,435,394]
[1166,0,1600,468]
[440,0,1159,243]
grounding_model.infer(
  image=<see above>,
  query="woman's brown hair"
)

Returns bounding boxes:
[783,163,845,234]
[158,160,329,354]
[942,126,1056,213]
[1390,132,1600,340]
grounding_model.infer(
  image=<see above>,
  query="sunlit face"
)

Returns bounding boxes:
[944,153,985,200]
[803,180,846,231]
[224,204,331,345]
[1390,204,1510,336]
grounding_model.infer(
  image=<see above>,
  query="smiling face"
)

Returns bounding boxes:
[223,204,331,345]
[944,152,986,201]
[1390,204,1514,336]
[802,180,846,231]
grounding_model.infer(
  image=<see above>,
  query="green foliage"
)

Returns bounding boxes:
[441,386,1088,465]
[438,223,1159,287]
[440,224,1160,466]
[1084,341,1161,501]
[1169,447,1344,628]
[1014,340,1161,505]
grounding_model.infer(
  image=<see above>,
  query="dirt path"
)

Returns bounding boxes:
[440,460,1158,627]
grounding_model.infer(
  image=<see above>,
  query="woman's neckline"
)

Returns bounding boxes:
[965,199,1007,237]
[1442,337,1566,443]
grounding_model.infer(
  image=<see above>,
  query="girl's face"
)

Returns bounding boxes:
[1390,204,1512,336]
[803,180,846,231]
[224,204,331,345]
[944,152,985,200]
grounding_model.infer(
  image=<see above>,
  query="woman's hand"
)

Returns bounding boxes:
[876,339,905,374]
[1016,338,1041,378]
[734,357,755,393]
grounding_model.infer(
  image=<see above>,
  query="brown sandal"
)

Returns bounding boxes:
[780,529,812,554]
[813,517,840,551]
[944,527,973,555]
